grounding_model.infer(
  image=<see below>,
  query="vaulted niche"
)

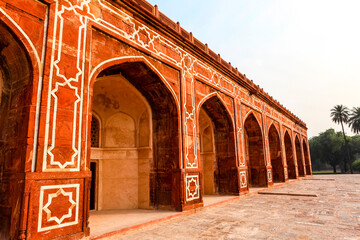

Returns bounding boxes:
[199,96,238,195]
[0,21,33,239]
[284,131,296,179]
[268,125,285,182]
[244,114,267,187]
[303,140,311,174]
[295,136,305,177]
[90,62,180,211]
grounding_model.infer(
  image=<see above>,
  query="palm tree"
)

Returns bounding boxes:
[349,107,360,134]
[330,105,351,172]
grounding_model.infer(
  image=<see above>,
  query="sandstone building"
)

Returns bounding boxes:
[0,0,312,239]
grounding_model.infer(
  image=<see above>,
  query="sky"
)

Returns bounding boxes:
[146,0,360,138]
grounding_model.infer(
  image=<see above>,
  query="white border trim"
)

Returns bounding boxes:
[38,184,80,232]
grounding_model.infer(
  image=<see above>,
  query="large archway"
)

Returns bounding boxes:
[284,131,296,179]
[268,125,285,182]
[295,136,305,177]
[89,61,180,211]
[0,22,33,239]
[303,140,311,175]
[198,96,238,195]
[244,113,267,187]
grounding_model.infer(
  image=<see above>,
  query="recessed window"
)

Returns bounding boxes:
[91,116,100,148]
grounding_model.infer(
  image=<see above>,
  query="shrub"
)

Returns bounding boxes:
[352,159,360,171]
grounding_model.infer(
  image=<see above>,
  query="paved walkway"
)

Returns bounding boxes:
[98,175,360,240]
[90,195,239,238]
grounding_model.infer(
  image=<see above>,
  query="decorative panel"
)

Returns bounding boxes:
[240,171,247,189]
[185,174,200,201]
[37,184,80,232]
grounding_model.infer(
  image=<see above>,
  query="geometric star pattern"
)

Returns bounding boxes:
[38,184,80,233]
[43,188,77,224]
[186,175,199,201]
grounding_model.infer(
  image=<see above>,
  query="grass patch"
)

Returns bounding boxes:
[312,170,335,174]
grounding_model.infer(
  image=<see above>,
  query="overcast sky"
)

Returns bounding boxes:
[146,0,360,137]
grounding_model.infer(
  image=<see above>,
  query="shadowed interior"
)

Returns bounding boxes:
[284,131,296,179]
[0,22,33,239]
[91,62,180,210]
[303,140,311,174]
[268,125,285,182]
[199,96,238,195]
[244,114,267,187]
[295,136,305,177]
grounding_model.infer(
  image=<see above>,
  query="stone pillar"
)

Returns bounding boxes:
[262,115,273,186]
[237,100,249,194]
[24,3,92,238]
[279,125,289,182]
[181,58,202,210]
[292,131,299,179]
[299,134,307,175]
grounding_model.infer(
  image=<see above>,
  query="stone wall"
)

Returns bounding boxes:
[0,0,312,239]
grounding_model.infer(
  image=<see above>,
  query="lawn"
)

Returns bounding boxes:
[312,170,336,174]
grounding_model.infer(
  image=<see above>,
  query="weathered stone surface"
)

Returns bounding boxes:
[113,175,360,240]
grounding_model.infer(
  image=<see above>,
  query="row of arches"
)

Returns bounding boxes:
[0,14,312,239]
[88,61,312,213]
[242,113,311,187]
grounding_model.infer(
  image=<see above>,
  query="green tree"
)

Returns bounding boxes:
[309,129,344,173]
[349,134,360,166]
[330,105,351,172]
[349,107,360,134]
[310,130,360,173]
[309,136,322,171]
[353,159,360,172]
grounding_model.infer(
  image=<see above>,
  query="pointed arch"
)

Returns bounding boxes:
[284,131,296,179]
[295,135,305,176]
[268,124,285,182]
[244,110,262,131]
[302,138,311,175]
[197,92,234,125]
[0,16,38,240]
[198,95,238,195]
[244,113,267,187]
[89,59,181,210]
[89,56,180,112]
[0,9,41,70]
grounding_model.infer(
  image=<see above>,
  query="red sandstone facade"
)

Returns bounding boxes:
[0,0,312,239]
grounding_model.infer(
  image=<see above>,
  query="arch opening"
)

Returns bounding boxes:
[284,131,296,179]
[199,96,238,195]
[303,140,311,174]
[244,114,267,187]
[0,21,33,239]
[90,62,179,212]
[295,136,305,177]
[268,125,285,182]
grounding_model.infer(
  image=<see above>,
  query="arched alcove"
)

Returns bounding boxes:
[295,136,305,177]
[199,96,238,195]
[199,109,216,195]
[268,125,285,182]
[244,113,267,187]
[0,21,33,239]
[284,131,296,179]
[90,61,179,211]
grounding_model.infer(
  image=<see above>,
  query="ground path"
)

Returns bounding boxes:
[100,175,360,239]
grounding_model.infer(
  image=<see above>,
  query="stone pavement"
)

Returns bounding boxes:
[105,175,360,240]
